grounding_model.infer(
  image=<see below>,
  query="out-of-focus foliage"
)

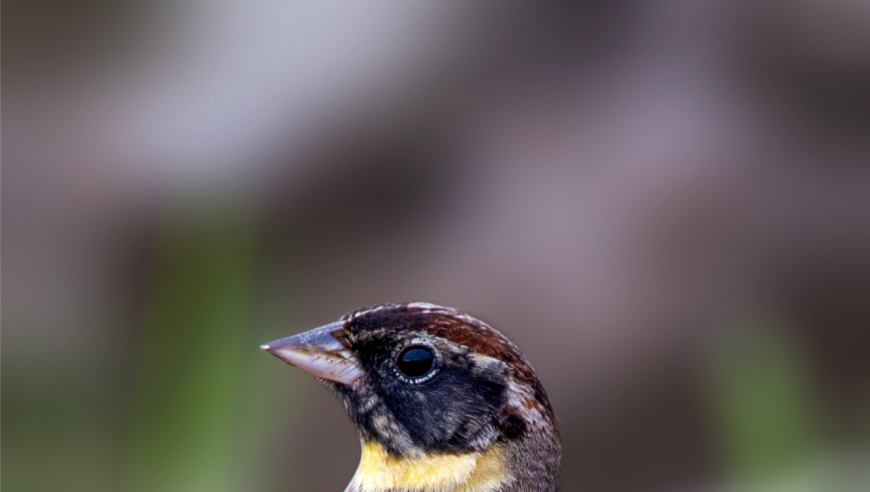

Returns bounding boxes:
[708,318,820,478]
[124,206,256,492]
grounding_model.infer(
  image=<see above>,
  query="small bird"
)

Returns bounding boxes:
[262,302,561,492]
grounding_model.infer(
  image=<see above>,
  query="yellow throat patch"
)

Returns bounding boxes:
[347,441,511,492]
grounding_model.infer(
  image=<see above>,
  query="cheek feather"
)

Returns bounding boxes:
[348,441,512,492]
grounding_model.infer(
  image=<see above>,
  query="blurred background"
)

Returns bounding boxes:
[4,1,870,491]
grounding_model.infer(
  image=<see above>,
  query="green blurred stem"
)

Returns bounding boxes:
[123,205,257,492]
[707,316,821,480]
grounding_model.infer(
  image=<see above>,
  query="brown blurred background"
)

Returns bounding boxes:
[4,1,870,491]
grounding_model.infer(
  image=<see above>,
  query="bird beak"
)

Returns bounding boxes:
[261,321,363,385]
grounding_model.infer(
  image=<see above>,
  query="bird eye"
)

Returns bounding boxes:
[396,346,436,379]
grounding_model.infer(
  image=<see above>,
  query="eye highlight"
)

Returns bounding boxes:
[396,346,436,380]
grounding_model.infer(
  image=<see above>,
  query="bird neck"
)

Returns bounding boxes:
[344,441,509,492]
[344,438,559,492]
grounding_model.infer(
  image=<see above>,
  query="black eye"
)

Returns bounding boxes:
[396,346,435,379]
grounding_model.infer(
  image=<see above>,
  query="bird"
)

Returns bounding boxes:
[261,302,561,492]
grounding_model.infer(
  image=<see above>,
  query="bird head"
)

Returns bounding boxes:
[262,302,561,492]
